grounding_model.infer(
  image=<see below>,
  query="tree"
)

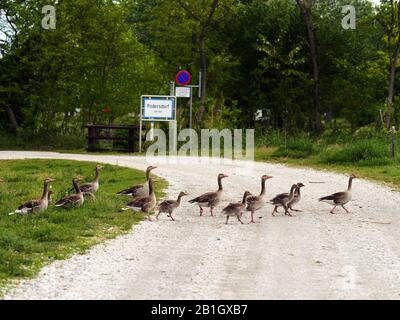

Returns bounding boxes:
[376,0,400,128]
[295,0,323,135]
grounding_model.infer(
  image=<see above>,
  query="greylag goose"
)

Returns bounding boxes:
[246,175,273,223]
[222,191,251,225]
[55,176,84,208]
[319,174,356,214]
[288,182,305,212]
[9,178,55,215]
[79,165,103,195]
[117,165,157,197]
[270,184,297,216]
[156,191,188,221]
[188,173,228,216]
[122,178,157,214]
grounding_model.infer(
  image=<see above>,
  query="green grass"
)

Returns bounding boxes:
[0,159,167,293]
[255,142,400,190]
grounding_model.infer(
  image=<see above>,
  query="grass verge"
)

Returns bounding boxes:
[0,159,167,294]
[255,146,400,191]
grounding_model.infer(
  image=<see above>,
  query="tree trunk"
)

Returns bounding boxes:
[177,0,219,126]
[296,0,322,135]
[387,56,397,128]
[196,35,207,124]
[385,1,400,129]
[6,106,19,132]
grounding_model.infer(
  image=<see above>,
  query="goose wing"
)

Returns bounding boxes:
[319,191,347,204]
[222,202,241,213]
[246,194,260,204]
[270,192,289,204]
[17,199,40,212]
[127,196,151,208]
[117,183,145,196]
[158,200,177,211]
[189,191,217,204]
[79,183,94,193]
[55,194,82,207]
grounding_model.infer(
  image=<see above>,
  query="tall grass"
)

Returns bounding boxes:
[320,139,392,165]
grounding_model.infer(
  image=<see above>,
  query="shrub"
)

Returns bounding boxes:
[320,139,390,165]
[272,138,317,159]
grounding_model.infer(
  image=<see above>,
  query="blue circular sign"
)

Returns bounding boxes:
[176,70,191,86]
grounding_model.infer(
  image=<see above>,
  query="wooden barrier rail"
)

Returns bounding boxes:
[86,124,140,153]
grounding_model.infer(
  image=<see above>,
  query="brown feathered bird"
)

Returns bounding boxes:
[55,176,84,208]
[270,184,297,216]
[156,191,188,221]
[9,178,55,215]
[188,173,228,216]
[117,166,157,197]
[319,174,356,214]
[122,178,157,215]
[222,191,251,225]
[246,175,273,223]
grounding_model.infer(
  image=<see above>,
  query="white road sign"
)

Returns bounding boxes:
[175,86,191,98]
[143,98,174,119]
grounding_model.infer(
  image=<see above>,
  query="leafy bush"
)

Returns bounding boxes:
[320,139,390,165]
[272,138,318,159]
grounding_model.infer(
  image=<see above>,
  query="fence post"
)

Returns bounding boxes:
[391,126,396,159]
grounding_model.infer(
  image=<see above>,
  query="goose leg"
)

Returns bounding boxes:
[225,216,229,224]
[199,206,203,216]
[250,211,258,223]
[330,205,337,214]
[237,214,244,224]
[284,206,293,217]
[169,212,175,221]
[272,206,278,216]
[342,205,351,213]
[156,211,161,220]
[210,207,215,217]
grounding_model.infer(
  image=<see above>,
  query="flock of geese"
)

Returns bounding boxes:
[5,165,357,224]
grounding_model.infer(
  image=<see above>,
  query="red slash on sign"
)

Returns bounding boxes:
[176,70,191,86]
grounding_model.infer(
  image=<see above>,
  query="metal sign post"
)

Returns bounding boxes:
[139,95,177,153]
[174,71,201,150]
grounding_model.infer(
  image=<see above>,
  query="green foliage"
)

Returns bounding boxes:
[272,138,318,159]
[0,159,167,289]
[321,139,390,164]
[0,0,399,147]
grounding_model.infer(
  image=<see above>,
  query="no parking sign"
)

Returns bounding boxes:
[175,70,191,86]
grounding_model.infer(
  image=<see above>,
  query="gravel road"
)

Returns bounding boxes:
[1,151,400,300]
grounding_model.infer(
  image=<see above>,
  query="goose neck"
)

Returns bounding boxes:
[348,177,354,190]
[218,177,223,191]
[41,181,50,200]
[260,179,266,196]
[73,179,81,194]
